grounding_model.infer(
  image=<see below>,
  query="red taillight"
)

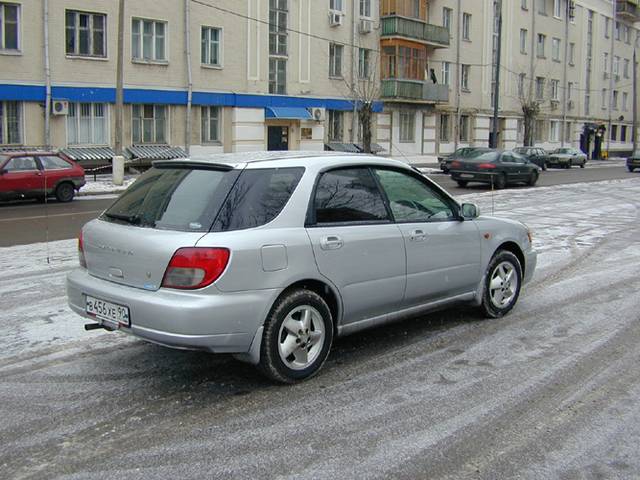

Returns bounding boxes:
[161,248,230,290]
[478,163,497,169]
[78,230,87,268]
[451,161,461,168]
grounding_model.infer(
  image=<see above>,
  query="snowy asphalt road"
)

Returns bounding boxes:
[1,178,640,479]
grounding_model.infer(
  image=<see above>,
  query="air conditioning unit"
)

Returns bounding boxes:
[310,108,325,122]
[359,19,373,34]
[567,100,575,110]
[329,11,343,27]
[52,99,69,116]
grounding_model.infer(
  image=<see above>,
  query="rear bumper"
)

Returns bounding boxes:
[451,171,497,183]
[67,268,279,353]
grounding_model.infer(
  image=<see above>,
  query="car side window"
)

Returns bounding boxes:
[374,169,456,222]
[313,168,390,224]
[4,157,38,172]
[39,155,73,170]
[502,153,514,163]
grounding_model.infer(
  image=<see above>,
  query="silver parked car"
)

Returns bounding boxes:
[67,152,537,383]
[547,147,587,169]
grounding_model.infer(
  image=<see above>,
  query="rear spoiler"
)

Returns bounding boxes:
[152,160,235,171]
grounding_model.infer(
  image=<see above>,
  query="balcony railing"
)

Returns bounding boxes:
[616,0,640,20]
[381,79,449,103]
[381,16,450,48]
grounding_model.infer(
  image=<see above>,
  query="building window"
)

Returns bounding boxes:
[624,25,630,44]
[459,115,470,142]
[537,0,547,15]
[613,56,620,77]
[611,124,617,141]
[269,58,286,94]
[553,0,562,18]
[201,27,221,66]
[603,52,609,73]
[359,0,371,17]
[549,121,560,142]
[439,114,450,142]
[569,42,575,65]
[567,82,574,100]
[327,110,343,141]
[535,76,545,100]
[201,106,220,143]
[132,18,166,61]
[0,2,19,51]
[550,79,559,100]
[358,48,370,78]
[399,112,415,142]
[65,10,106,57]
[624,58,630,78]
[518,73,526,97]
[132,105,167,143]
[0,100,21,144]
[329,43,343,78]
[623,92,628,111]
[601,88,607,109]
[441,61,450,85]
[520,29,528,54]
[461,64,470,91]
[615,21,621,41]
[621,125,627,142]
[537,34,546,57]
[565,121,572,142]
[269,0,287,56]
[521,0,528,10]
[552,37,560,61]
[604,16,610,38]
[442,7,452,31]
[462,13,471,41]
[612,90,618,110]
[67,103,108,145]
[534,119,545,142]
[330,0,343,12]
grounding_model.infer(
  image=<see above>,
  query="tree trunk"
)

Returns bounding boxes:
[358,103,373,154]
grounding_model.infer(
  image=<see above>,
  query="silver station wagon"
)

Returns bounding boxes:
[67,152,536,383]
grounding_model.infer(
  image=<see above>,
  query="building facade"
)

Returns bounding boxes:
[377,0,640,159]
[0,0,379,157]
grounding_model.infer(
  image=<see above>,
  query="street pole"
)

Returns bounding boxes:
[606,0,615,158]
[43,0,51,149]
[113,0,125,185]
[490,0,502,149]
[633,48,638,152]
[454,0,461,150]
[184,0,193,156]
[560,0,570,147]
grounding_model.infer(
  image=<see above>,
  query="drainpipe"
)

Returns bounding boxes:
[184,0,193,155]
[606,1,615,157]
[454,0,461,149]
[351,0,357,142]
[43,0,51,148]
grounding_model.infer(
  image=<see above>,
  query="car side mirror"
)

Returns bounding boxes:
[0,168,7,175]
[460,203,479,220]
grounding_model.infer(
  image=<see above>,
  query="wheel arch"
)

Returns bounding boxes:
[495,241,526,277]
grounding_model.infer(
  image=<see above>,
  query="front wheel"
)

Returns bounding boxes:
[628,166,635,173]
[580,160,585,168]
[493,173,507,190]
[55,182,75,202]
[542,162,547,171]
[456,180,468,188]
[259,289,333,383]
[527,171,538,186]
[480,250,523,318]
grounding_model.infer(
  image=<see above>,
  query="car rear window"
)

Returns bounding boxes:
[102,166,240,232]
[465,152,500,162]
[213,167,304,231]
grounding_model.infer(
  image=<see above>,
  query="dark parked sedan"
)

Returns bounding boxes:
[627,151,640,172]
[439,147,494,173]
[513,146,549,170]
[450,150,540,189]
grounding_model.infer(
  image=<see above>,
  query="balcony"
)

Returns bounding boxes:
[616,0,640,20]
[381,16,450,48]
[381,79,449,103]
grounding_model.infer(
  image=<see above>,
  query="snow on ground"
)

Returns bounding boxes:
[0,178,639,360]
[79,174,136,195]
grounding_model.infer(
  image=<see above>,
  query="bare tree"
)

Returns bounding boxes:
[510,64,554,146]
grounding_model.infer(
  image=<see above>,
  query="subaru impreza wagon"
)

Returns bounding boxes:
[67,152,536,383]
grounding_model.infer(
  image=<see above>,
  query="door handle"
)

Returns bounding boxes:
[320,235,343,250]
[409,229,426,242]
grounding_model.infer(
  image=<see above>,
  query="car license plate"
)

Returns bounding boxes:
[460,173,474,178]
[86,295,130,327]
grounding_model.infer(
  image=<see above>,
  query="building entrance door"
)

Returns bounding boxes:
[268,126,289,151]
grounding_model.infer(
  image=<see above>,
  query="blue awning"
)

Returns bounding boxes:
[265,107,312,120]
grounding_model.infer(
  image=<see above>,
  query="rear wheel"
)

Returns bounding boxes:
[629,166,636,172]
[493,173,507,190]
[55,182,75,202]
[542,162,547,171]
[580,160,585,168]
[480,250,523,318]
[527,171,538,186]
[259,289,333,384]
[456,180,468,188]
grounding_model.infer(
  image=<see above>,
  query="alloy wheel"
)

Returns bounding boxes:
[277,305,326,370]
[489,261,519,309]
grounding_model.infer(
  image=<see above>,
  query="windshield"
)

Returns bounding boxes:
[0,155,8,166]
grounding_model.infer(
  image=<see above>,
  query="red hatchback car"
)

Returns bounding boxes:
[0,151,86,202]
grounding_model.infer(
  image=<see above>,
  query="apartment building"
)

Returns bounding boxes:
[0,0,379,158]
[378,0,639,159]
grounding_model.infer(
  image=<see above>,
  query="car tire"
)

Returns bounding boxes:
[527,171,538,186]
[480,250,523,319]
[456,180,468,188]
[542,162,547,171]
[580,160,585,168]
[494,173,507,190]
[567,160,572,169]
[55,182,75,202]
[259,289,333,384]
[628,166,635,172]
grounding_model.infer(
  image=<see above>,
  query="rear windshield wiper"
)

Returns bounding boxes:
[104,212,142,225]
